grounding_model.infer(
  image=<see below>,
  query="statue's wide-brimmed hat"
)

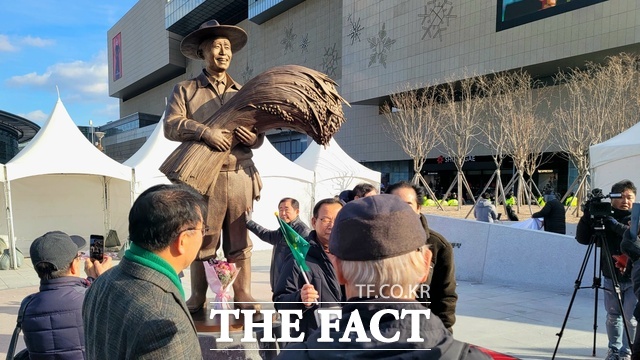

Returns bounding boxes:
[180,20,247,60]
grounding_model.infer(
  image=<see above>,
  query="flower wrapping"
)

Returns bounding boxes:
[204,259,239,310]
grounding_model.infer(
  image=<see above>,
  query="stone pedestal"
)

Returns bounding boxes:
[194,300,279,360]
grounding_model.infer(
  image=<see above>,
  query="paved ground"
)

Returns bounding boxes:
[0,250,613,359]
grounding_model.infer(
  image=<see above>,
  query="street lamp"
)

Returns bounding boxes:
[95,131,105,152]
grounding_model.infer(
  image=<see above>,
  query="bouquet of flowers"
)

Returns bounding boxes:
[203,259,239,310]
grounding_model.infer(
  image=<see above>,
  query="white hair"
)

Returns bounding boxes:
[337,245,430,298]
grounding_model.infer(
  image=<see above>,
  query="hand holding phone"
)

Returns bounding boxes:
[90,234,105,262]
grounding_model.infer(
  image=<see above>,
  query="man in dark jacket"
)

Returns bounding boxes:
[21,231,111,359]
[273,198,343,340]
[577,179,637,360]
[387,181,458,332]
[246,197,311,290]
[532,193,566,234]
[278,195,490,359]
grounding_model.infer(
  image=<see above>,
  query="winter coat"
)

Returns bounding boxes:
[272,232,343,340]
[532,199,566,234]
[83,258,201,360]
[474,199,498,223]
[22,276,90,360]
[247,216,311,290]
[277,299,491,360]
[577,207,631,282]
[419,214,458,331]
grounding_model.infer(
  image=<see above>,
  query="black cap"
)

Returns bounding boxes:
[30,231,87,270]
[329,194,426,261]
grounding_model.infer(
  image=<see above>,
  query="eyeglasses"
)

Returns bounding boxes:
[318,217,335,226]
[181,226,209,236]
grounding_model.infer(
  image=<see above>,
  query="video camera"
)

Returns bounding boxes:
[585,188,622,218]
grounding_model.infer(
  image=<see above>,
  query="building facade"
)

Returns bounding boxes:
[107,0,638,194]
[0,110,40,163]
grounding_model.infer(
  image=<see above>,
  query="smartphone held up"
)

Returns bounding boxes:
[90,234,104,262]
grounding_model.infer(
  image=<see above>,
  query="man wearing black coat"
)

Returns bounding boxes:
[246,197,311,290]
[387,181,458,332]
[272,198,343,340]
[532,194,566,234]
[576,180,637,360]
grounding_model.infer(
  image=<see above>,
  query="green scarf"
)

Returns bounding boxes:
[124,242,185,299]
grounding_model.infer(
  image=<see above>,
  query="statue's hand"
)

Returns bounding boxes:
[202,128,231,151]
[234,126,258,146]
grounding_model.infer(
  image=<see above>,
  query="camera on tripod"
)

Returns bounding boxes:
[584,188,622,218]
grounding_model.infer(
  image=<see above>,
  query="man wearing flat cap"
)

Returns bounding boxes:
[279,195,490,359]
[16,231,111,359]
[164,19,264,312]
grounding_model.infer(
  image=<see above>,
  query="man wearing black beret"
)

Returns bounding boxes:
[278,194,490,359]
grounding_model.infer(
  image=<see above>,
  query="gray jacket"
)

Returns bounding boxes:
[83,258,201,359]
[475,198,498,223]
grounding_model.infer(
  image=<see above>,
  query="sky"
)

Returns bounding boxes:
[0,1,138,127]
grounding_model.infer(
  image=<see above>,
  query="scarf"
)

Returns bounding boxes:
[124,242,185,299]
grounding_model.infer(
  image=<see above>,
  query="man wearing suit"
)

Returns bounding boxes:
[83,184,207,359]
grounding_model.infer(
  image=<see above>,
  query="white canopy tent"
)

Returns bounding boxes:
[123,114,179,197]
[294,138,381,202]
[590,122,640,192]
[4,98,132,266]
[249,138,315,251]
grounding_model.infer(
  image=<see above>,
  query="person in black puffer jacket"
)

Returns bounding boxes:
[20,231,111,360]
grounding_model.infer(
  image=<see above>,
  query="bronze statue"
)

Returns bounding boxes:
[161,20,348,313]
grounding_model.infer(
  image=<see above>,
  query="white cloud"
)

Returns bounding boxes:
[7,52,110,100]
[0,35,17,52]
[0,34,54,51]
[8,72,49,86]
[20,36,55,47]
[19,110,48,125]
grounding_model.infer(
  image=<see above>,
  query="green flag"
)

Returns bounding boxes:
[275,213,310,272]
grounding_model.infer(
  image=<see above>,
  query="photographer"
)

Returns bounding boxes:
[576,179,637,360]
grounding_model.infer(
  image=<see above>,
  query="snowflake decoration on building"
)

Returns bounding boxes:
[299,33,309,54]
[367,23,396,68]
[241,60,254,84]
[347,14,364,45]
[281,24,297,54]
[321,43,339,77]
[418,0,456,42]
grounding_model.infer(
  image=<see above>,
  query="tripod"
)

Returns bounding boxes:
[552,219,633,359]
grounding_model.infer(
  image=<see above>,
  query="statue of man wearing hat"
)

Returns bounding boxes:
[164,20,263,312]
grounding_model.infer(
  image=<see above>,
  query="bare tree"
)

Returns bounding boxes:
[553,53,640,211]
[489,70,551,213]
[438,74,486,210]
[475,74,515,215]
[381,83,443,206]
